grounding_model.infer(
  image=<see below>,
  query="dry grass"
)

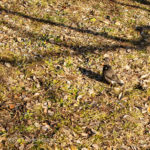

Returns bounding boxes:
[0,0,150,149]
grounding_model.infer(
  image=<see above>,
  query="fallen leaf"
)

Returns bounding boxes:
[70,145,78,150]
[147,106,150,114]
[9,103,15,109]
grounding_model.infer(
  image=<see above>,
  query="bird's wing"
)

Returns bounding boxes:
[105,71,119,82]
[104,69,123,85]
[105,70,115,79]
[112,74,119,82]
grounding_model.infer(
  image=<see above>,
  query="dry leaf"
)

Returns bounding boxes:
[9,103,15,109]
[70,145,78,150]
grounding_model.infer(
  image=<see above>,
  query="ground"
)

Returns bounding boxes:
[0,0,150,149]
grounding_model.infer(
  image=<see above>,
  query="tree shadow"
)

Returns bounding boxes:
[135,25,150,48]
[0,20,137,66]
[133,0,150,5]
[0,6,149,67]
[79,67,107,84]
[113,1,150,12]
[0,6,139,44]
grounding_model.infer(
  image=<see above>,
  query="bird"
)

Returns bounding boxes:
[102,64,124,86]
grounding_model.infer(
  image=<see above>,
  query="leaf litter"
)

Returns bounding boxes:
[0,0,150,149]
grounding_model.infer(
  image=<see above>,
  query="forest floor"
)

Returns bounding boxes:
[0,0,150,149]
